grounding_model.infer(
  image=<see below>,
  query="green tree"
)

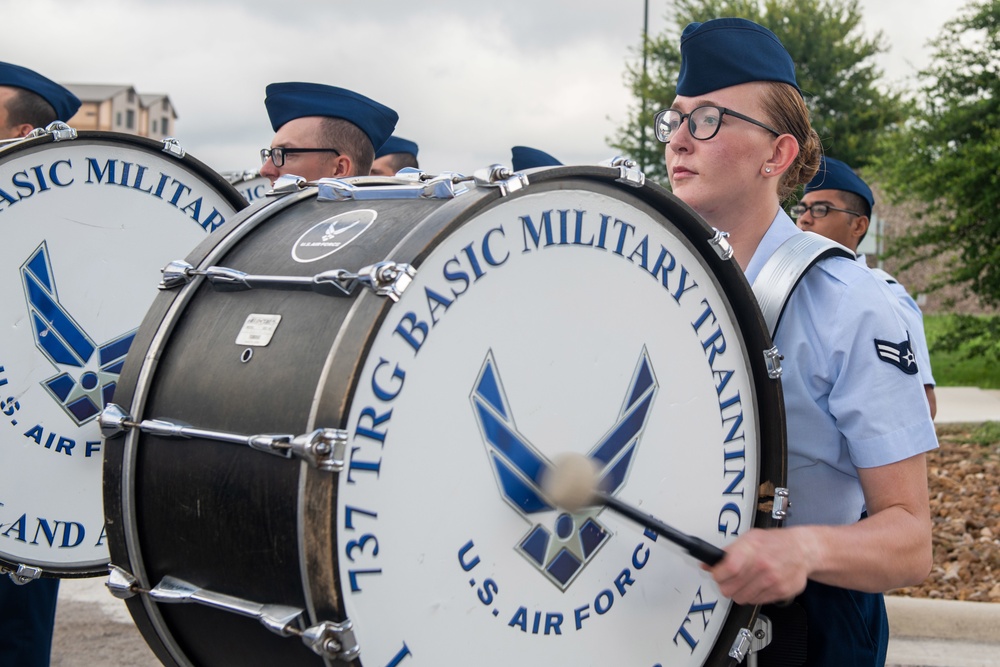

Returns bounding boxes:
[870,0,1000,306]
[614,0,902,181]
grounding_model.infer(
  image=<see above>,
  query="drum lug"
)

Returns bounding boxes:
[4,564,43,585]
[301,619,360,662]
[772,487,790,521]
[709,227,735,260]
[600,156,646,188]
[291,429,348,473]
[106,564,140,599]
[31,121,77,142]
[271,174,309,193]
[99,403,135,438]
[356,261,416,302]
[159,260,195,290]
[763,346,783,380]
[729,615,773,663]
[474,163,530,196]
[160,137,186,158]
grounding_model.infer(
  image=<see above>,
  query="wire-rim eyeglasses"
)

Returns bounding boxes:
[653,105,782,143]
[260,146,342,168]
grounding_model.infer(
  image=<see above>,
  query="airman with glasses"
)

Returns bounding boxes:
[260,82,397,183]
[796,156,937,418]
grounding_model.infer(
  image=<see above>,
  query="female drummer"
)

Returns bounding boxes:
[657,18,936,665]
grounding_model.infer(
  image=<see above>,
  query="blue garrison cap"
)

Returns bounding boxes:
[677,18,800,97]
[805,156,874,213]
[264,82,398,151]
[375,135,418,159]
[511,146,562,171]
[0,61,81,122]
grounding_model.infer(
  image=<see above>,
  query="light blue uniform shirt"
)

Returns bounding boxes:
[857,254,936,388]
[747,211,938,526]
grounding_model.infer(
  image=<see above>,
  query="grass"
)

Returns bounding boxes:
[935,421,1000,446]
[925,314,1000,389]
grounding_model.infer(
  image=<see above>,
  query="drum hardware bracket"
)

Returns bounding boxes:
[763,346,783,380]
[31,121,77,142]
[771,487,790,521]
[318,175,461,201]
[600,156,645,188]
[160,137,186,158]
[474,163,530,196]
[729,615,773,664]
[158,259,416,302]
[271,174,309,194]
[300,619,361,662]
[709,227,735,260]
[106,567,360,661]
[106,564,140,599]
[3,563,43,585]
[99,403,347,471]
[355,261,416,301]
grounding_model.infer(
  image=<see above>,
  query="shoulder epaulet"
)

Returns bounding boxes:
[869,267,898,285]
[752,232,855,337]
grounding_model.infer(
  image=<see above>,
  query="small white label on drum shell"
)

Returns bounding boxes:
[235,313,281,346]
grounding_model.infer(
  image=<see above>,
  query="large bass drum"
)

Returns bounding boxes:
[222,169,272,206]
[0,127,246,580]
[103,164,786,666]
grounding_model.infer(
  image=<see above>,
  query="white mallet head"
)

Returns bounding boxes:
[542,452,600,513]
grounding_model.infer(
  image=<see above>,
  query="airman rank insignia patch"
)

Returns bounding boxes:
[874,336,918,375]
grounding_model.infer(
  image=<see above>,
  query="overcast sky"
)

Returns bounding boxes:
[6,0,969,176]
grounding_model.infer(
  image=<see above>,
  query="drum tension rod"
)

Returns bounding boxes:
[763,346,783,380]
[107,566,360,662]
[729,615,773,664]
[599,156,646,188]
[709,227,735,260]
[473,163,530,196]
[99,404,347,473]
[158,259,416,302]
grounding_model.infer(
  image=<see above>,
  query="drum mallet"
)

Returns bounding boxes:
[542,453,725,566]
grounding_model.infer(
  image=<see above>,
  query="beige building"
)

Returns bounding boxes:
[62,84,177,140]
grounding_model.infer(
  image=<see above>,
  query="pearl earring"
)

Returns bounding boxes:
[764,167,772,173]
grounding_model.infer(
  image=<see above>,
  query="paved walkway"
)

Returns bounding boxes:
[42,387,1000,665]
[934,386,1000,424]
[886,596,1000,667]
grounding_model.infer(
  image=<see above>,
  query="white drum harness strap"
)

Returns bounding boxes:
[751,232,855,338]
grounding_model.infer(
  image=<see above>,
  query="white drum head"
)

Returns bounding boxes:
[0,132,244,576]
[338,184,765,665]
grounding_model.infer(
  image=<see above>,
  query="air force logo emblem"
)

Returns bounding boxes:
[471,348,658,590]
[292,210,377,263]
[20,242,135,424]
[874,335,918,375]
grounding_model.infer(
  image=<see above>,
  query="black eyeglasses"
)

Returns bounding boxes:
[260,146,341,168]
[789,203,862,219]
[653,105,782,143]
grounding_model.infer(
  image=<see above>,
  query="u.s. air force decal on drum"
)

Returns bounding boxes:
[21,242,135,425]
[472,348,657,590]
[0,134,242,575]
[292,210,377,262]
[339,185,763,665]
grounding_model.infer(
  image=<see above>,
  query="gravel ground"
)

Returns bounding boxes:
[888,422,1000,603]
